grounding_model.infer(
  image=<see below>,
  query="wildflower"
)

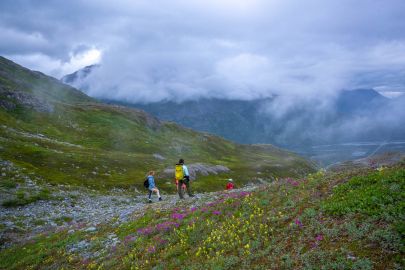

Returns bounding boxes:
[171,213,186,220]
[212,210,221,215]
[147,246,156,253]
[137,227,154,235]
[156,221,178,232]
[315,234,323,241]
[158,238,168,245]
[295,219,303,228]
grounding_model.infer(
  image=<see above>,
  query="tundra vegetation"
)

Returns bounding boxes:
[0,164,403,269]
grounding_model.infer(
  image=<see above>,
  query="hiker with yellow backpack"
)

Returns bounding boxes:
[175,159,194,199]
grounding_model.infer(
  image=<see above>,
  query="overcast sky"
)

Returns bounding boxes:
[1,0,405,102]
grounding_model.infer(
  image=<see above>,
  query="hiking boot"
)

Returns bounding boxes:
[159,197,162,201]
[148,199,152,203]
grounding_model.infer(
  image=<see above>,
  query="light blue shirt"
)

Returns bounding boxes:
[183,165,189,177]
[147,175,155,189]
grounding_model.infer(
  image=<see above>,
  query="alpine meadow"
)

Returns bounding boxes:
[1,1,405,269]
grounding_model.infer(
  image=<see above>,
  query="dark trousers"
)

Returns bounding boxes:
[178,178,193,198]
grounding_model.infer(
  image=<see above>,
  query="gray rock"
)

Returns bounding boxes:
[84,226,97,232]
[0,90,54,113]
[153,153,166,160]
[347,254,356,260]
[67,240,90,253]
[4,221,14,227]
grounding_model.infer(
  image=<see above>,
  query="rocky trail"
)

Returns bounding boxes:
[0,178,258,250]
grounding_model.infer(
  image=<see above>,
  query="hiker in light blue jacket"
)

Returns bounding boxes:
[147,171,162,203]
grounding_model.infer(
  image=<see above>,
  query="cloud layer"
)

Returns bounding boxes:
[1,0,405,102]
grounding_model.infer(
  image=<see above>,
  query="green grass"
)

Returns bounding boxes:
[322,167,405,218]
[2,188,53,207]
[1,165,403,269]
[0,179,17,189]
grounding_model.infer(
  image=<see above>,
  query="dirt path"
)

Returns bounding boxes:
[0,185,258,249]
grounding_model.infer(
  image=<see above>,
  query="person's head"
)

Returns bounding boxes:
[179,158,184,164]
[149,171,155,176]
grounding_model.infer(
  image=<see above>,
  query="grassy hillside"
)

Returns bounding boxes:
[1,162,403,269]
[0,56,315,194]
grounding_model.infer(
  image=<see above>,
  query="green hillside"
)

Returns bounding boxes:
[0,56,315,193]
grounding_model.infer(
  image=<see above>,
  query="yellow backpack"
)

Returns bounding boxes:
[175,164,184,180]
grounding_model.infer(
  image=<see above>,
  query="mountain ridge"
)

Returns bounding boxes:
[60,64,405,149]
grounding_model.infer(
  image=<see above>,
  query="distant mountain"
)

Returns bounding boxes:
[62,66,405,160]
[335,88,388,115]
[0,56,314,191]
[61,64,99,85]
[109,89,403,144]
[119,98,268,144]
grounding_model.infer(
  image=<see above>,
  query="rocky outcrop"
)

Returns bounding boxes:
[0,87,54,113]
[162,163,230,180]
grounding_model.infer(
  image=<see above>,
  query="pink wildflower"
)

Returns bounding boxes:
[137,227,154,235]
[147,246,156,253]
[171,213,186,220]
[295,219,303,227]
[156,221,179,232]
[315,234,323,241]
[124,235,137,243]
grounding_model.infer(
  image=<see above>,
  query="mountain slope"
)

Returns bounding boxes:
[0,56,315,192]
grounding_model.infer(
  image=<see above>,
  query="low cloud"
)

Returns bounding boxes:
[1,0,405,102]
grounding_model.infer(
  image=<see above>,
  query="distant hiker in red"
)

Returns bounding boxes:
[226,179,235,190]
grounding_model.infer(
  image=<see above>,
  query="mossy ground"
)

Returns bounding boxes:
[1,164,403,269]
